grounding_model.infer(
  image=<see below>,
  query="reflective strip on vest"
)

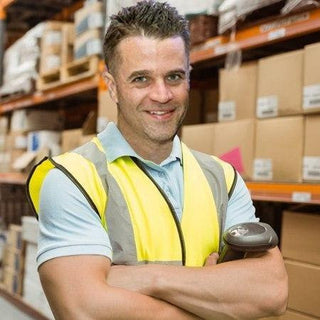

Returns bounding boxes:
[27,138,235,267]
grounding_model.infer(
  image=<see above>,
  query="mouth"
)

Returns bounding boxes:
[146,109,175,120]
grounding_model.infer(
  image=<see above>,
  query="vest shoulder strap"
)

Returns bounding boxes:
[190,149,237,243]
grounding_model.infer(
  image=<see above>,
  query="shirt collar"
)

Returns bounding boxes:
[97,122,182,166]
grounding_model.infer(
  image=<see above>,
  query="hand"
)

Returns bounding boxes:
[204,252,219,266]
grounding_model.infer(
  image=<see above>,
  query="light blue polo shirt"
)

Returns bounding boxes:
[37,122,257,267]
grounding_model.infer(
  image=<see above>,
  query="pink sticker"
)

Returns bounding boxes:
[220,147,244,173]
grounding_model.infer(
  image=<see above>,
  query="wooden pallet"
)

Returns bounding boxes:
[37,68,63,91]
[61,55,99,84]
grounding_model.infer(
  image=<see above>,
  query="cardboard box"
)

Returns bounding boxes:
[61,129,82,152]
[281,209,320,265]
[219,62,257,121]
[0,116,8,134]
[303,115,320,181]
[97,90,118,132]
[285,259,320,318]
[254,116,304,182]
[181,123,214,155]
[257,50,303,118]
[10,109,64,133]
[6,224,22,250]
[27,130,61,155]
[183,89,203,125]
[3,266,23,295]
[74,29,102,59]
[74,1,104,35]
[303,42,320,112]
[211,119,255,179]
[203,89,218,123]
[182,119,255,179]
[39,22,74,74]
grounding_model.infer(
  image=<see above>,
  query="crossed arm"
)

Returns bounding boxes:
[39,247,287,320]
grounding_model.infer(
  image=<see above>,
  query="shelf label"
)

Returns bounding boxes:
[88,12,104,29]
[253,158,273,181]
[257,96,278,118]
[303,84,320,109]
[303,156,320,180]
[218,101,236,121]
[214,45,228,55]
[268,28,286,41]
[260,12,309,33]
[86,39,103,56]
[292,192,311,203]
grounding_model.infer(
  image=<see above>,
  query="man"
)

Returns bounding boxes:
[27,1,288,319]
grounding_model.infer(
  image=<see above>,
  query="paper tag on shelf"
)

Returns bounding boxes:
[292,192,311,203]
[253,159,273,181]
[268,28,286,41]
[256,96,278,118]
[87,39,102,56]
[88,12,104,29]
[303,156,320,180]
[303,84,320,109]
[214,45,228,55]
[218,101,236,121]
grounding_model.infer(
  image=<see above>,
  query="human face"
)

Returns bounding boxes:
[108,36,190,153]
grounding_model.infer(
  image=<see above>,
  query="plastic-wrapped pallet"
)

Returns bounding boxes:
[22,216,54,319]
[218,0,285,34]
[0,23,44,98]
[281,0,320,14]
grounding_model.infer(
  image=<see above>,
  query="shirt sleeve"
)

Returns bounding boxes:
[224,172,259,232]
[37,168,113,268]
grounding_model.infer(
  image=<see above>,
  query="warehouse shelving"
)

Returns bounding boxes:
[190,7,320,65]
[1,2,320,317]
[0,5,319,203]
[0,75,99,113]
[1,171,319,205]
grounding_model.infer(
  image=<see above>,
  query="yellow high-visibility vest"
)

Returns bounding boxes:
[27,137,236,266]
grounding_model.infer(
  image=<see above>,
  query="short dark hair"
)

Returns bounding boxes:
[103,0,190,74]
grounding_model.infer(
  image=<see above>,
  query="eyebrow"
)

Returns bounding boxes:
[127,70,151,82]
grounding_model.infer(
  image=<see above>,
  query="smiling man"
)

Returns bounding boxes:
[27,1,288,319]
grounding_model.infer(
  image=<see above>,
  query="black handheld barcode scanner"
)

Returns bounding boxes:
[218,222,279,263]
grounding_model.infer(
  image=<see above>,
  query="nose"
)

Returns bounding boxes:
[149,80,173,103]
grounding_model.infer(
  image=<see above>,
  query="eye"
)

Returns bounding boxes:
[166,73,184,83]
[132,76,148,83]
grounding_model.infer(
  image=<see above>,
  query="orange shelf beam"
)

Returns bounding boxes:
[191,7,320,65]
[0,172,27,184]
[246,181,320,204]
[0,76,98,113]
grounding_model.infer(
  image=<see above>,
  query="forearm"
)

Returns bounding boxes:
[108,248,288,320]
[72,282,201,320]
[39,256,200,320]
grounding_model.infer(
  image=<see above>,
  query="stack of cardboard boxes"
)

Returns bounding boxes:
[22,216,54,319]
[37,21,74,91]
[74,0,104,60]
[279,207,320,320]
[1,224,24,295]
[1,109,64,173]
[182,41,320,183]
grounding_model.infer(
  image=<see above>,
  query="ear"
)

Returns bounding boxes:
[103,69,119,104]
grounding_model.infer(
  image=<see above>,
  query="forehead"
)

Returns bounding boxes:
[115,36,188,72]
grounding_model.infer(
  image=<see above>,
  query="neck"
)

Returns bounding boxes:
[127,135,174,164]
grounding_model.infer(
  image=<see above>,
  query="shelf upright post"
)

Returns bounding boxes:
[0,4,6,87]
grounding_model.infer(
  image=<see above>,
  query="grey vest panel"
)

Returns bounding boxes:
[71,140,232,262]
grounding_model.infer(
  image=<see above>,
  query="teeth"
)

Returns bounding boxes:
[150,111,168,115]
